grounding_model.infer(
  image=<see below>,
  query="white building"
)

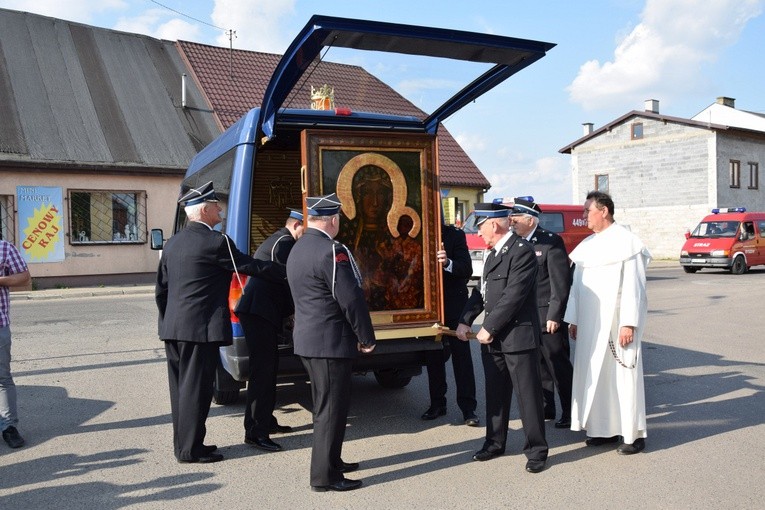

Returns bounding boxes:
[559,97,765,259]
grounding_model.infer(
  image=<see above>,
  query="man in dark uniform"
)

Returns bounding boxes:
[510,197,574,429]
[236,209,304,452]
[456,202,548,473]
[156,181,280,464]
[422,223,478,426]
[287,193,376,492]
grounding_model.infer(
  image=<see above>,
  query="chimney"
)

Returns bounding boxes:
[644,99,659,113]
[716,96,735,108]
[582,122,594,136]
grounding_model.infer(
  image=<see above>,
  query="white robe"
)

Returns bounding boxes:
[564,223,651,443]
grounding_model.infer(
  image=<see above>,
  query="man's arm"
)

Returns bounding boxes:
[545,235,571,323]
[481,243,538,336]
[0,269,31,288]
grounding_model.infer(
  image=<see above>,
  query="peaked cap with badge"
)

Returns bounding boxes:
[178,181,219,206]
[305,193,342,216]
[473,202,511,227]
[511,197,542,217]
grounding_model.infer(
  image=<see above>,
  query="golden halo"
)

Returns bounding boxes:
[336,152,421,238]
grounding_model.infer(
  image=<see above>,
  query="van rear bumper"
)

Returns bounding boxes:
[219,334,442,382]
[679,255,732,268]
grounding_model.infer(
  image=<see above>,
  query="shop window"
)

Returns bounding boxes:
[0,195,16,243]
[69,190,147,244]
[729,160,741,188]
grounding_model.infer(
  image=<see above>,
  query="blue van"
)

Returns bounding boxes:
[152,15,554,404]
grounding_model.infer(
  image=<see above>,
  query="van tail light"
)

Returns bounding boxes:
[228,275,248,324]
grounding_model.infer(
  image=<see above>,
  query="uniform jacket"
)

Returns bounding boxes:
[441,225,473,324]
[156,221,280,344]
[234,226,295,327]
[460,232,540,353]
[528,226,571,327]
[287,228,375,359]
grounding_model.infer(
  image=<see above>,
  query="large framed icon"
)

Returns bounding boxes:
[301,130,443,331]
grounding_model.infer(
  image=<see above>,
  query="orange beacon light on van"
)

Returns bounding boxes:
[679,207,765,275]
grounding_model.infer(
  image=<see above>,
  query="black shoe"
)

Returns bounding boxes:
[270,423,293,434]
[525,459,546,473]
[617,438,645,455]
[200,444,218,454]
[340,461,360,473]
[2,426,24,448]
[472,448,504,462]
[177,452,224,464]
[245,436,283,452]
[421,406,447,420]
[585,435,620,447]
[311,477,363,492]
[544,410,556,421]
[554,418,571,429]
[463,412,480,427]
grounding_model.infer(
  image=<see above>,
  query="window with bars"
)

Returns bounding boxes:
[68,190,147,244]
[0,195,16,243]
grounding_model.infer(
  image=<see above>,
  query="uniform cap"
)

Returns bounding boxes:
[288,208,304,221]
[473,202,511,227]
[306,193,342,216]
[178,181,219,206]
[511,197,541,217]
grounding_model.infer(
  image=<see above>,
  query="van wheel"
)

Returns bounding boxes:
[373,370,412,389]
[730,256,747,275]
[682,266,699,273]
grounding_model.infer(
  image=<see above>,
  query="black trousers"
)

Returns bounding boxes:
[481,347,548,461]
[301,357,353,487]
[424,336,477,415]
[241,314,279,438]
[164,340,219,461]
[539,326,573,418]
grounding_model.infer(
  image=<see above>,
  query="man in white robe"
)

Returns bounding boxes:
[564,191,651,455]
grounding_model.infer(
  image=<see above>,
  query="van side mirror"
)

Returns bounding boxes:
[150,229,164,250]
[684,230,691,240]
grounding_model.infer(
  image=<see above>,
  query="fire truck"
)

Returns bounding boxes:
[462,197,589,279]
[680,207,765,274]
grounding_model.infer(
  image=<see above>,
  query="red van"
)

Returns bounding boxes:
[680,208,765,274]
[462,197,590,279]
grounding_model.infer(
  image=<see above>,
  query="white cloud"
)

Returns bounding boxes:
[454,132,488,154]
[568,0,764,111]
[1,0,126,24]
[211,0,296,53]
[485,156,572,204]
[113,9,200,41]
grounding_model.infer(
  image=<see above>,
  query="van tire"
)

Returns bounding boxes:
[373,370,412,389]
[682,266,699,273]
[731,255,747,275]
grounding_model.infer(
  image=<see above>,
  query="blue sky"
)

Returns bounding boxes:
[4,0,764,203]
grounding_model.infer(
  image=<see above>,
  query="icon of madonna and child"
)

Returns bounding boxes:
[332,152,425,312]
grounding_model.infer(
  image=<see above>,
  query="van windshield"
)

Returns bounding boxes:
[691,221,741,238]
[462,212,479,233]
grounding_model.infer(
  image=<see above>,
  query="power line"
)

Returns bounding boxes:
[148,0,226,31]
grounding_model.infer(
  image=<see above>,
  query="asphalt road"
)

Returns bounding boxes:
[1,264,763,509]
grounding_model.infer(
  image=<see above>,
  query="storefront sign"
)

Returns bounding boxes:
[17,186,65,263]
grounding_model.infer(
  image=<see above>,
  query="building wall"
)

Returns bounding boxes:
[715,133,765,210]
[1,169,181,287]
[441,186,484,226]
[570,117,716,258]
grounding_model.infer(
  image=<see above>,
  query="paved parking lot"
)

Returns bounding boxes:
[1,263,763,509]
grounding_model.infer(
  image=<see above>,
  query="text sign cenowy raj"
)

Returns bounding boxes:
[16,186,65,263]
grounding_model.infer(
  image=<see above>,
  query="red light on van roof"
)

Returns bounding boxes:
[335,107,352,116]
[711,207,746,213]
